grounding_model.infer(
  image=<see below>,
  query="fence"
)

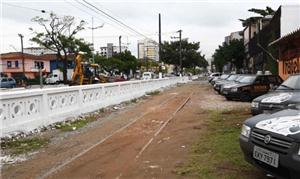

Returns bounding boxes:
[0,77,188,137]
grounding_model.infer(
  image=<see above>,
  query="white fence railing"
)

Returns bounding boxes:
[0,77,188,137]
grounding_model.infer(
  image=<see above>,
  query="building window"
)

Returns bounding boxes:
[15,61,19,68]
[7,61,12,68]
[34,61,44,69]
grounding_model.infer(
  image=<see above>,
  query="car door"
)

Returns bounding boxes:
[1,78,9,88]
[253,76,269,96]
[8,78,16,88]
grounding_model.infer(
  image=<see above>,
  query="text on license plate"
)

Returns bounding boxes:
[253,145,279,168]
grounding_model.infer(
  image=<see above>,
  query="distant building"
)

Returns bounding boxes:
[243,5,300,74]
[99,43,128,58]
[0,52,55,79]
[0,52,76,79]
[137,39,159,62]
[224,31,243,45]
[23,47,56,55]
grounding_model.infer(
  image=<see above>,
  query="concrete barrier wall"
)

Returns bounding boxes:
[0,77,188,136]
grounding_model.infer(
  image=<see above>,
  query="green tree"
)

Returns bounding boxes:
[94,55,125,76]
[239,6,275,27]
[113,50,138,76]
[29,13,86,83]
[212,39,245,72]
[161,39,208,73]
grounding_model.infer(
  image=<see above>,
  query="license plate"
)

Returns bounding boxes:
[223,91,228,94]
[253,146,279,168]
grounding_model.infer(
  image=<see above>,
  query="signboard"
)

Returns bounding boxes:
[278,57,300,80]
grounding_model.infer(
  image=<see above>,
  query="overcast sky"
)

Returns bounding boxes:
[1,0,300,59]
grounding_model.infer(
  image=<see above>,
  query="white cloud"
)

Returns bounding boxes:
[1,0,300,58]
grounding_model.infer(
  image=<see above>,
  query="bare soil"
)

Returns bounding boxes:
[1,81,260,179]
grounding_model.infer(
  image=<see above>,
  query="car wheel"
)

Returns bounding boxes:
[225,96,232,100]
[240,92,251,102]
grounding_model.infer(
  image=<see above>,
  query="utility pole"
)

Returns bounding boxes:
[158,13,162,62]
[88,17,104,63]
[91,17,95,63]
[119,35,122,53]
[171,30,183,74]
[178,30,182,74]
[18,34,25,77]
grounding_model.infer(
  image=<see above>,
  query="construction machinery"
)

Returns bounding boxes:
[71,52,108,85]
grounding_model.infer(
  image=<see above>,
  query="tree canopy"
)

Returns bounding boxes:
[161,39,208,73]
[30,13,89,83]
[212,39,245,72]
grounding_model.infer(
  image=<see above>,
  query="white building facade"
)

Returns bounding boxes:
[137,39,159,62]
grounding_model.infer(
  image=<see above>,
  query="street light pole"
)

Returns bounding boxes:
[18,34,25,77]
[88,17,104,63]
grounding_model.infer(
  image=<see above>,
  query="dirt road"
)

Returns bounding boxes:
[2,81,251,179]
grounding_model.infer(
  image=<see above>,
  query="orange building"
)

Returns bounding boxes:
[0,52,57,79]
[270,28,300,80]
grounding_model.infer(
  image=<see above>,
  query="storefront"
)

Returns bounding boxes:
[270,28,300,80]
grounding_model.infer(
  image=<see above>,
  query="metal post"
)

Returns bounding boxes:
[119,35,122,53]
[158,13,162,62]
[178,30,182,74]
[39,67,43,88]
[92,17,95,63]
[18,34,25,76]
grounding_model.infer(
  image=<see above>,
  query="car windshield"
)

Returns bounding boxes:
[220,74,229,79]
[227,75,238,81]
[238,76,256,83]
[277,75,300,90]
[235,76,245,82]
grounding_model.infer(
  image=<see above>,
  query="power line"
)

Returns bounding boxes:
[82,0,152,39]
[74,0,135,36]
[93,1,153,35]
[64,0,106,24]
[3,2,47,13]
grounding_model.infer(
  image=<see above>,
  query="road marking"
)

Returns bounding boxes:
[39,94,177,179]
[136,92,192,159]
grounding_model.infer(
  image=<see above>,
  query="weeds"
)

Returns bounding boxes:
[1,137,49,155]
[146,90,160,96]
[177,108,263,178]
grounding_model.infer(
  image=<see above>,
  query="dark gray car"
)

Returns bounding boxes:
[251,74,300,115]
[240,109,300,179]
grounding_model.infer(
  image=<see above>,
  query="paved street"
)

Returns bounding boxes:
[2,81,262,179]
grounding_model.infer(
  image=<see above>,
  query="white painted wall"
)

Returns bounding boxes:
[0,77,188,137]
[281,5,300,37]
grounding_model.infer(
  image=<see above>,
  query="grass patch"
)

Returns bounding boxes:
[56,119,90,132]
[1,137,49,155]
[146,90,160,96]
[177,108,263,178]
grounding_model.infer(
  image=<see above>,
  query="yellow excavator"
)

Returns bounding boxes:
[71,52,108,85]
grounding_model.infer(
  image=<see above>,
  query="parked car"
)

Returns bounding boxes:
[0,77,16,88]
[214,74,240,93]
[251,74,300,115]
[142,72,153,80]
[240,109,300,178]
[208,72,221,82]
[210,74,230,85]
[222,74,283,101]
[45,69,73,84]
